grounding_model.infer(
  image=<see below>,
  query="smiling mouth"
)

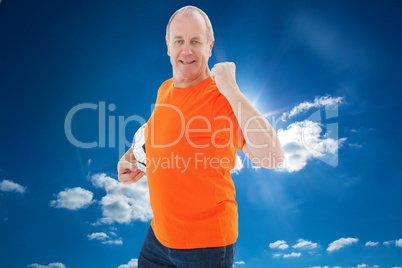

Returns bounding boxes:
[180,60,196,65]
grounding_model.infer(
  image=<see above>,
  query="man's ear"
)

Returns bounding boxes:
[166,39,170,56]
[208,40,214,57]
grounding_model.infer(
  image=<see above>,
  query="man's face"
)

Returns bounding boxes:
[166,12,214,85]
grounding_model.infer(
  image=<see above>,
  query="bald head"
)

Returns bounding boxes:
[166,6,215,43]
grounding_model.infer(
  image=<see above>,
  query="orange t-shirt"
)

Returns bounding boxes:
[144,76,244,249]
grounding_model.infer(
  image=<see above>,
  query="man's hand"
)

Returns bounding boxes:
[117,159,145,185]
[117,147,145,184]
[210,62,241,98]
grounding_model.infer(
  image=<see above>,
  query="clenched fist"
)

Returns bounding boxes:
[210,62,241,98]
[117,159,145,185]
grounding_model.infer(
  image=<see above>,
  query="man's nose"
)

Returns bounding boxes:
[181,43,192,55]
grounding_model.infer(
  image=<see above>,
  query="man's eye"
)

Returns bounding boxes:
[192,41,199,44]
[175,40,183,44]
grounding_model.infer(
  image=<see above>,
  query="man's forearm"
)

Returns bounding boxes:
[120,147,137,164]
[223,85,284,162]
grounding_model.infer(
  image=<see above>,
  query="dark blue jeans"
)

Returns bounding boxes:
[138,225,236,268]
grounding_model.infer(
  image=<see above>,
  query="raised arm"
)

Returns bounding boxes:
[117,147,145,184]
[210,62,285,169]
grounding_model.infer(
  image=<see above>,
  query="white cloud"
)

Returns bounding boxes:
[109,231,117,236]
[357,264,367,268]
[327,237,359,252]
[118,258,138,268]
[50,187,93,210]
[234,261,245,265]
[309,266,331,268]
[87,232,109,240]
[0,179,26,193]
[308,251,320,256]
[293,239,318,249]
[269,240,289,250]
[283,95,343,119]
[396,238,402,247]
[102,238,123,245]
[277,120,346,172]
[383,240,394,245]
[348,143,363,149]
[28,263,66,268]
[87,232,122,245]
[283,252,301,258]
[91,173,152,224]
[230,155,244,174]
[276,95,346,172]
[365,241,379,247]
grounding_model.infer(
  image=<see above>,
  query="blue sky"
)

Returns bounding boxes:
[1,0,401,267]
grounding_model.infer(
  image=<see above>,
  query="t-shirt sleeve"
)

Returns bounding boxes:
[211,94,245,151]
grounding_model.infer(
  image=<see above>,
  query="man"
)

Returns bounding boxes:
[117,6,284,268]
